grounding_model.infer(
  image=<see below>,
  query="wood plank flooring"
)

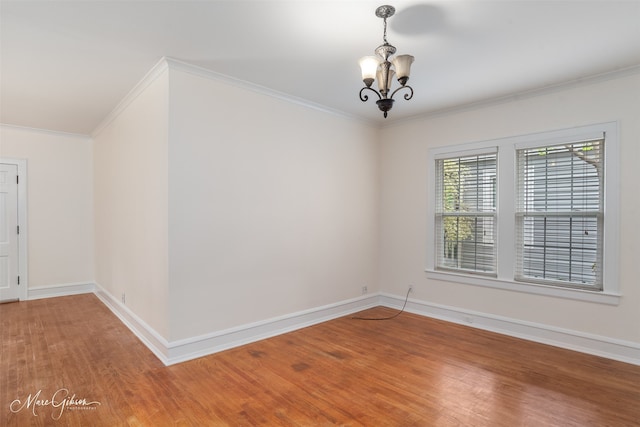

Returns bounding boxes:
[1,294,639,426]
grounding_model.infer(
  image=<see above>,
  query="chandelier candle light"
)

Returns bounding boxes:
[359,5,414,118]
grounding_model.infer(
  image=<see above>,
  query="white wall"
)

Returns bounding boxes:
[166,66,379,340]
[93,68,170,339]
[378,71,640,344]
[0,125,94,288]
[3,59,638,361]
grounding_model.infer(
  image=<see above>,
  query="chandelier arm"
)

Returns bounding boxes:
[360,86,383,102]
[389,85,414,101]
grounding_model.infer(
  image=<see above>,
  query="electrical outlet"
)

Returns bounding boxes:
[362,286,368,295]
[409,284,414,293]
[121,293,126,304]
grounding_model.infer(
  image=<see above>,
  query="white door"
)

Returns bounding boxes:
[0,163,20,302]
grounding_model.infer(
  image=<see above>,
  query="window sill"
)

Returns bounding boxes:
[425,269,621,305]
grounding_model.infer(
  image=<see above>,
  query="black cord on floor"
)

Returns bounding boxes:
[351,288,412,321]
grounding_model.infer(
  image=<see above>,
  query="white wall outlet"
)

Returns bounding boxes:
[362,286,368,294]
[409,284,414,293]
[121,293,126,304]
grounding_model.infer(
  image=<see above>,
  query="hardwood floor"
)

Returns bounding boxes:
[1,294,639,426]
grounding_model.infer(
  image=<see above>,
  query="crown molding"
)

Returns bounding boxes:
[91,57,170,138]
[0,123,92,140]
[163,57,377,127]
[91,56,378,137]
[389,63,640,127]
[89,58,640,136]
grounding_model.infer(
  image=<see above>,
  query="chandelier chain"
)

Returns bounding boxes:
[383,17,388,44]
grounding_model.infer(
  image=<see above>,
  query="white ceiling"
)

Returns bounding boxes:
[2,1,640,135]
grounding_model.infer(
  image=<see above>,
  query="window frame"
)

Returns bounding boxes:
[426,122,620,305]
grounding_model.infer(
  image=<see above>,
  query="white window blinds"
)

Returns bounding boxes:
[435,152,497,275]
[515,138,604,289]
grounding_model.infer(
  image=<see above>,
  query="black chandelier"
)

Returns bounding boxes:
[359,5,414,118]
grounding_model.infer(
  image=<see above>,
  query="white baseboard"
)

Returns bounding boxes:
[28,282,95,300]
[379,292,640,366]
[23,284,640,366]
[94,284,379,366]
[93,284,171,365]
[164,295,380,365]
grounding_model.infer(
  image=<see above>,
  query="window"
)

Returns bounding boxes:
[426,123,620,304]
[516,139,603,290]
[435,151,497,275]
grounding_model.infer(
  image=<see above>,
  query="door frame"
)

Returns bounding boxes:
[0,158,28,301]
